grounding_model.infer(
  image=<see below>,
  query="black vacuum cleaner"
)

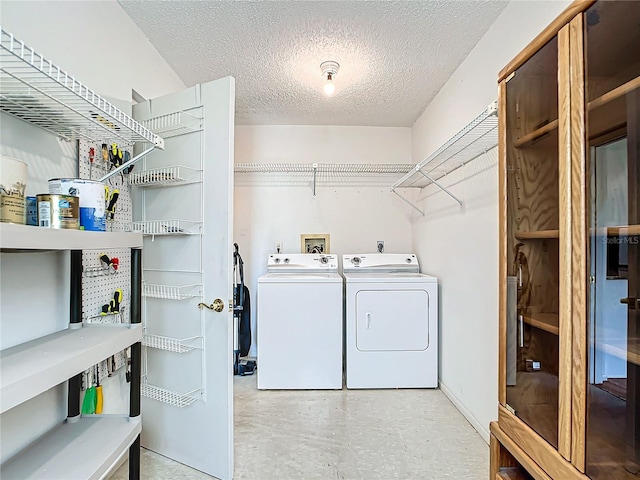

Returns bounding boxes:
[233,243,256,376]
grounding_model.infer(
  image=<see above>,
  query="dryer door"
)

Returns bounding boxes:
[355,289,429,351]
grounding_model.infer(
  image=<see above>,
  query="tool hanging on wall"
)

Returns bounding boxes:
[105,187,119,221]
[88,147,95,179]
[99,253,118,271]
[81,368,96,414]
[101,143,109,163]
[123,151,134,174]
[100,289,123,316]
[95,364,103,414]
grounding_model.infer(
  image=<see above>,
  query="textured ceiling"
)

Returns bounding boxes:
[119,1,507,127]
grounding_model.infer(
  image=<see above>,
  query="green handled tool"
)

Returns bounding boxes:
[81,368,96,415]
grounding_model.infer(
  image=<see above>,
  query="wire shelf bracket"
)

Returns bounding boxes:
[391,101,499,213]
[0,28,165,184]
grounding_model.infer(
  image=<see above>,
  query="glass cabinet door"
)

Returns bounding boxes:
[585,2,640,479]
[504,37,560,448]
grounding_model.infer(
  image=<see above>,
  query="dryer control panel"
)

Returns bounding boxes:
[342,253,419,272]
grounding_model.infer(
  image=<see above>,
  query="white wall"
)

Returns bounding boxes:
[0,0,185,101]
[0,0,184,464]
[234,125,414,356]
[410,0,571,442]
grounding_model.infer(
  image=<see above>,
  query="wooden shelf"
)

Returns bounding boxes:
[496,467,530,480]
[523,313,559,336]
[0,324,142,414]
[0,416,141,479]
[515,225,639,240]
[515,230,559,240]
[0,223,143,251]
[514,75,640,148]
[598,338,640,367]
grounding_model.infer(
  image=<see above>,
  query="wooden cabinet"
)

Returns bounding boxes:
[492,1,640,478]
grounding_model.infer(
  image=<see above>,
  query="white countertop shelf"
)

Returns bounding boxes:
[0,223,143,251]
[0,28,163,148]
[0,416,141,479]
[1,323,142,414]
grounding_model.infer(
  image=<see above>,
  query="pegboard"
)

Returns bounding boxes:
[78,138,134,389]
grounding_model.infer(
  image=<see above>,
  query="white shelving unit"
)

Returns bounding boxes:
[143,334,201,353]
[0,417,141,480]
[235,163,415,192]
[391,101,499,213]
[143,283,202,300]
[129,166,202,188]
[0,27,155,480]
[129,220,201,236]
[1,324,142,414]
[141,384,199,408]
[140,111,202,138]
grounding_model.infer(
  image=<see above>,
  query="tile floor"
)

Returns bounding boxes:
[112,375,488,479]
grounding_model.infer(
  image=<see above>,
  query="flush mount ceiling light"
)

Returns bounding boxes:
[320,61,340,96]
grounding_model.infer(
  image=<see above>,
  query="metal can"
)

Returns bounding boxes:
[48,178,106,231]
[36,194,79,229]
[26,196,37,226]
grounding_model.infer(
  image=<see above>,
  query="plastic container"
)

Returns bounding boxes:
[0,156,27,224]
[48,178,106,231]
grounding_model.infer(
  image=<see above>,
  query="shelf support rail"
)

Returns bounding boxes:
[99,145,156,182]
[418,170,463,205]
[391,187,424,216]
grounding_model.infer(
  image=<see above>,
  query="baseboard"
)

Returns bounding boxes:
[440,381,490,445]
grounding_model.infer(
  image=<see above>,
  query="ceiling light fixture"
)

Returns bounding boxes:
[320,61,339,96]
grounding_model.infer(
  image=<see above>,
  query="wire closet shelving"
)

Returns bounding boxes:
[391,101,498,214]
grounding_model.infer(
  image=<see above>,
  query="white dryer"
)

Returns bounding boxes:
[257,254,343,389]
[343,253,438,389]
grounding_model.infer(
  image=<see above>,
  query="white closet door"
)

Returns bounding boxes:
[132,77,235,480]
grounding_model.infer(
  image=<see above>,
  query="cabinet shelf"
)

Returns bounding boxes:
[523,313,559,336]
[515,224,640,240]
[0,29,163,149]
[0,323,142,414]
[129,220,201,236]
[0,223,143,251]
[129,166,202,188]
[599,338,640,367]
[514,75,640,148]
[0,416,141,479]
[141,384,199,408]
[515,229,559,240]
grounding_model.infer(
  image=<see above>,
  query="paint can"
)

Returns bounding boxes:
[48,178,106,231]
[0,156,27,224]
[26,196,37,226]
[36,194,79,229]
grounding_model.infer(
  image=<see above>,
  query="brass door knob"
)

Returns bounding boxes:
[198,298,225,312]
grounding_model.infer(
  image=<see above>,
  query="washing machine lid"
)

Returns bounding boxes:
[343,271,437,283]
[266,253,338,273]
[342,253,420,273]
[259,272,343,283]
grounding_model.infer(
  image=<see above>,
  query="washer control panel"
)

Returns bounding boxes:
[267,253,338,271]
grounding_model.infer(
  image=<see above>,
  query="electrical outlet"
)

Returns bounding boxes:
[275,241,282,253]
[377,241,384,253]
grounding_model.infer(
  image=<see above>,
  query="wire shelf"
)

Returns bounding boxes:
[235,163,416,187]
[141,384,199,408]
[392,102,498,191]
[129,220,201,236]
[143,284,202,300]
[140,111,202,138]
[0,28,163,148]
[142,334,201,353]
[129,166,201,188]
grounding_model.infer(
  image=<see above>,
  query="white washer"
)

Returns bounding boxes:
[343,253,438,389]
[257,254,343,389]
